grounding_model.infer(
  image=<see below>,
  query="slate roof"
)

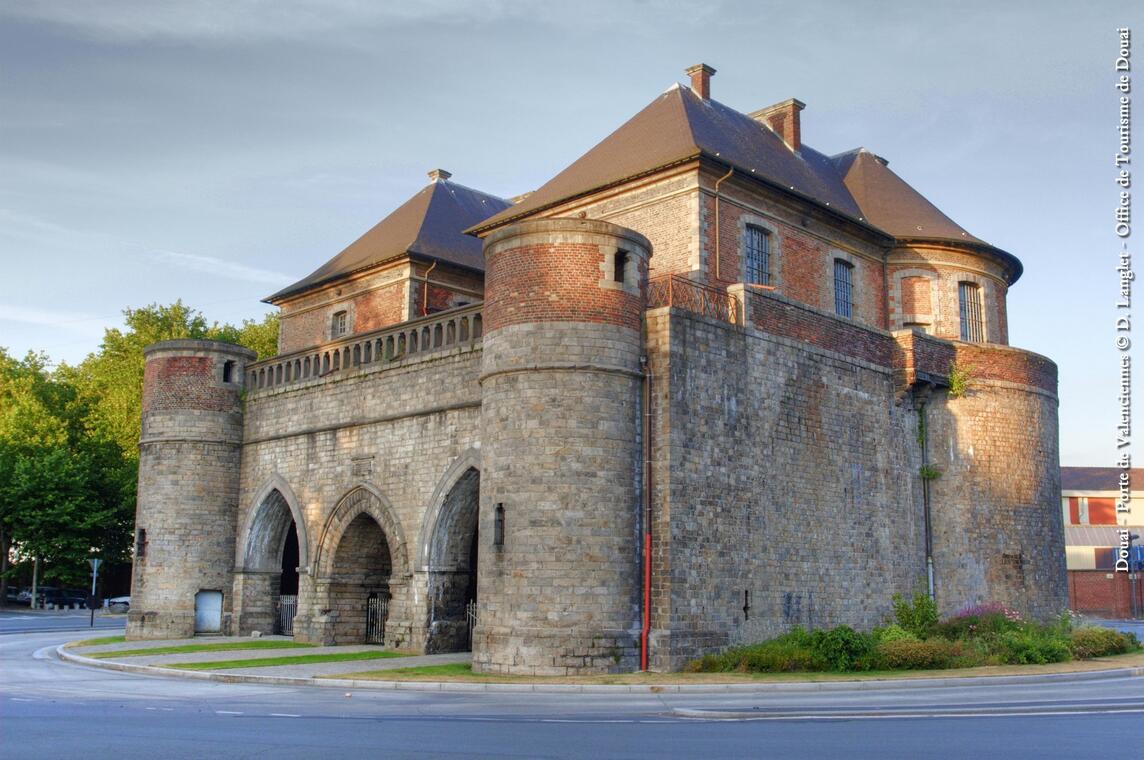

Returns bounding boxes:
[469,83,1021,282]
[267,177,512,302]
[1061,467,1144,492]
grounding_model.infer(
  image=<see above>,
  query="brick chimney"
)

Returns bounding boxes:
[685,63,715,100]
[749,98,806,151]
[427,168,452,182]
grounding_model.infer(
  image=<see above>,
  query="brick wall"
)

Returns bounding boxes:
[887,245,1010,344]
[1067,570,1144,618]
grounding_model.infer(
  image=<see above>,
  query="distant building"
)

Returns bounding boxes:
[1062,467,1144,618]
[126,64,1067,673]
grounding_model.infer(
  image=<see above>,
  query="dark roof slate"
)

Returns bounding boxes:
[268,179,511,302]
[1061,466,1144,492]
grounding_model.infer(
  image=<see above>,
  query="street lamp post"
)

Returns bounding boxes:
[87,558,102,628]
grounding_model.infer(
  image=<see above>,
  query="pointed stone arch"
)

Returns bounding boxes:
[417,448,482,571]
[238,474,309,572]
[315,484,410,581]
[418,450,481,653]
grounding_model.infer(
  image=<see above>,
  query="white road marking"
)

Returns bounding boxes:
[269,713,301,718]
[215,710,244,715]
[10,698,37,702]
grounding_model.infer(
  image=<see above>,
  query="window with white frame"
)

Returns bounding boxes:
[332,310,348,338]
[833,259,854,318]
[744,225,770,285]
[958,282,984,342]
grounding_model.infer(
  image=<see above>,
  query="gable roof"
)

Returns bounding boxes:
[267,177,511,303]
[1062,466,1144,492]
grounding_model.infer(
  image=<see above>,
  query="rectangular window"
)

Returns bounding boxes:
[1088,498,1117,525]
[614,250,628,285]
[744,226,770,285]
[958,282,984,342]
[332,310,348,338]
[833,259,853,318]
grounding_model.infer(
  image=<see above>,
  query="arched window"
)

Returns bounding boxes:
[959,282,985,342]
[744,225,770,285]
[833,259,854,318]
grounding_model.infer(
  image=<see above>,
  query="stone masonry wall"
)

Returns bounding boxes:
[129,340,256,640]
[237,343,483,649]
[645,307,924,670]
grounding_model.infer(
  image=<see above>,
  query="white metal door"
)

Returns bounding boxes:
[194,590,222,633]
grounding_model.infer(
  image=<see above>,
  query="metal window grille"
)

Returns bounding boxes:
[745,226,770,285]
[959,282,984,342]
[833,260,853,318]
[366,593,387,644]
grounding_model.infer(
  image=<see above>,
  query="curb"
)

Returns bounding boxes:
[55,646,1144,694]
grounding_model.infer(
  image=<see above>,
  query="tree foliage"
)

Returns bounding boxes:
[1,302,278,588]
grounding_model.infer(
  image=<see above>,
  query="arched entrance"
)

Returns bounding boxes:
[309,486,410,647]
[425,467,480,653]
[237,484,307,636]
[329,512,393,644]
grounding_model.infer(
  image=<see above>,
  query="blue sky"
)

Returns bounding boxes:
[0,0,1137,466]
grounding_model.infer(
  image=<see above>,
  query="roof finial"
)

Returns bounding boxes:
[427,168,452,182]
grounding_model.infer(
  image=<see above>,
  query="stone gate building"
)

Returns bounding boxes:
[127,65,1066,674]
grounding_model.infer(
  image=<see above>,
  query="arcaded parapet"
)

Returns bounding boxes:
[887,244,1013,344]
[474,218,650,675]
[128,340,256,639]
[922,341,1066,620]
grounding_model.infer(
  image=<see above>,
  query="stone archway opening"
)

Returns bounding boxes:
[240,489,302,636]
[426,467,480,653]
[329,512,393,644]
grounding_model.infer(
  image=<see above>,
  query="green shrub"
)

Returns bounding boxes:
[875,624,919,644]
[1069,627,1137,659]
[809,626,876,671]
[875,639,955,670]
[996,630,1071,665]
[892,591,939,638]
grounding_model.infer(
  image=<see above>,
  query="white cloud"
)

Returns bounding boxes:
[0,304,112,335]
[0,0,519,42]
[150,249,295,286]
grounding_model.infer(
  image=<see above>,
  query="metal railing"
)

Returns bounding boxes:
[647,274,739,325]
[247,303,483,396]
[274,594,297,636]
[366,593,388,645]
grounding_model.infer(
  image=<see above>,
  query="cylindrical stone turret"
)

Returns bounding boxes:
[473,218,650,675]
[127,339,257,639]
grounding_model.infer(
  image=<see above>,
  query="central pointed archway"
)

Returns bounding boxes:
[305,485,411,646]
[422,465,480,653]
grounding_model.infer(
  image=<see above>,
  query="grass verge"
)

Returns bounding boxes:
[330,651,1144,684]
[65,635,126,648]
[85,640,317,659]
[166,650,409,670]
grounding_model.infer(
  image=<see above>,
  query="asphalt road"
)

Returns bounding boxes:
[0,608,126,636]
[2,629,1142,760]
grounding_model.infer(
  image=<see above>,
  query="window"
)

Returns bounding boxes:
[136,528,147,559]
[613,250,629,285]
[833,259,854,318]
[744,225,770,285]
[494,504,505,548]
[222,360,235,383]
[332,310,348,338]
[958,282,984,342]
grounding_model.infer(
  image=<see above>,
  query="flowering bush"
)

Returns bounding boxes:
[953,602,1023,623]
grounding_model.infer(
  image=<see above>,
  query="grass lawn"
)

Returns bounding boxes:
[331,651,1144,684]
[85,640,317,659]
[166,650,410,670]
[65,635,126,648]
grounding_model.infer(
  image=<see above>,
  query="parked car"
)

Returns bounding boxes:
[39,588,87,608]
[6,587,29,605]
[106,595,130,613]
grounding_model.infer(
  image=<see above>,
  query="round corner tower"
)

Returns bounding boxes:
[127,339,257,640]
[473,218,650,675]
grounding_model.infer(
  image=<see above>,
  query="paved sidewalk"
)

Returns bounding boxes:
[65,635,468,678]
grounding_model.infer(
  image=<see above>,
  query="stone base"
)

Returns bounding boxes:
[472,626,640,675]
